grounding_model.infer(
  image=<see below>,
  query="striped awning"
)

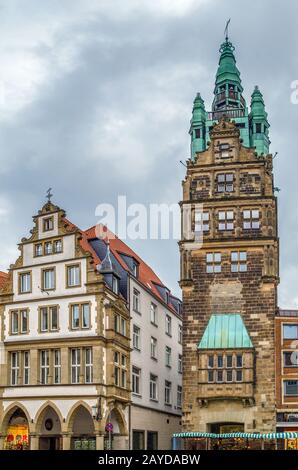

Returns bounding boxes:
[173,431,298,439]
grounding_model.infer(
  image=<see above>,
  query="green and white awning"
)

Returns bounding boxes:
[173,431,298,439]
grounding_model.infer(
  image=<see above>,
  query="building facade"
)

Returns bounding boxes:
[129,277,182,450]
[84,226,182,450]
[0,201,131,450]
[180,37,279,434]
[276,309,298,441]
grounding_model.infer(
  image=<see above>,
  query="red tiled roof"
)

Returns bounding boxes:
[0,271,8,289]
[84,224,179,312]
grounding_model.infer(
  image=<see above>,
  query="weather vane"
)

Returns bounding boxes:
[224,18,231,41]
[46,187,53,202]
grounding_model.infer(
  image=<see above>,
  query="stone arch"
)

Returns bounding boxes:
[1,402,31,434]
[103,405,128,436]
[34,401,63,435]
[66,401,94,434]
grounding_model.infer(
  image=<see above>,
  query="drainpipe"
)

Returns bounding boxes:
[128,403,131,450]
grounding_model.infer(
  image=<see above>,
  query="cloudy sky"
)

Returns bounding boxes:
[0,0,297,306]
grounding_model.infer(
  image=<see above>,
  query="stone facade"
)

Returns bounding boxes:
[180,117,279,433]
[0,201,130,450]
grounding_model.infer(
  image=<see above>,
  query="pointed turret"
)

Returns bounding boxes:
[189,93,206,159]
[212,38,246,112]
[97,241,120,294]
[249,86,270,156]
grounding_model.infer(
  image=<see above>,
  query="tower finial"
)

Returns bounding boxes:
[46,187,53,203]
[224,18,231,41]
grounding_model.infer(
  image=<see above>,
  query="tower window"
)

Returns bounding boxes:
[231,252,247,272]
[206,253,221,273]
[218,211,234,231]
[195,211,209,233]
[219,143,230,158]
[217,173,234,192]
[195,128,201,139]
[243,210,260,229]
[206,353,245,384]
[255,123,262,133]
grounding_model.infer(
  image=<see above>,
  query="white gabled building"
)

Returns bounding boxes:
[0,201,131,450]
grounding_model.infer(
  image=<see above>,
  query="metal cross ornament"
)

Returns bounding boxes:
[46,188,53,202]
[224,18,231,41]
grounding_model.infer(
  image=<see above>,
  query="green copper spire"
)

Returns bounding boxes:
[215,39,242,90]
[212,38,246,113]
[249,86,270,155]
[189,93,206,158]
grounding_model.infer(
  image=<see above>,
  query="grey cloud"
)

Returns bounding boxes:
[0,0,297,303]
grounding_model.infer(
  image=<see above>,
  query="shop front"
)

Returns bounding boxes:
[3,408,29,450]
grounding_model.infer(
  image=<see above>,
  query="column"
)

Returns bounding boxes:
[96,434,104,450]
[29,433,39,450]
[62,433,72,450]
[61,347,68,383]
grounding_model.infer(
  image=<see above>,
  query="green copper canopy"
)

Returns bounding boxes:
[215,39,243,92]
[198,314,253,350]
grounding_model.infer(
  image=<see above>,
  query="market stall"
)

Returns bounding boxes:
[172,431,298,450]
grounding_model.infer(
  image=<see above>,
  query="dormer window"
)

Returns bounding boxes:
[219,143,230,158]
[132,263,138,278]
[43,216,54,232]
[112,276,119,295]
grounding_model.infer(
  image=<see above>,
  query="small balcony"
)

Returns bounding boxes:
[207,108,245,121]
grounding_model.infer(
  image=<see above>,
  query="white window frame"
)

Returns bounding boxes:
[231,251,247,272]
[43,268,55,290]
[11,352,19,386]
[177,385,182,408]
[19,272,31,293]
[150,374,158,401]
[40,350,50,385]
[150,303,157,325]
[85,348,93,384]
[165,346,172,367]
[133,288,140,313]
[165,380,172,405]
[71,348,81,384]
[206,252,221,273]
[178,354,182,373]
[54,349,61,384]
[165,315,172,336]
[218,210,234,231]
[133,324,141,350]
[67,265,81,287]
[150,337,157,359]
[194,210,209,233]
[132,366,141,395]
[23,351,30,385]
[243,209,260,229]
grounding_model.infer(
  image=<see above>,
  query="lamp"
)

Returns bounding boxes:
[92,398,102,421]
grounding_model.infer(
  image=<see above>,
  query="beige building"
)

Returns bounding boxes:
[0,200,131,450]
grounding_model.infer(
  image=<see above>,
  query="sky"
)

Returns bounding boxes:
[0,0,298,307]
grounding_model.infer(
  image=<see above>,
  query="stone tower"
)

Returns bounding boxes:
[180,37,279,434]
